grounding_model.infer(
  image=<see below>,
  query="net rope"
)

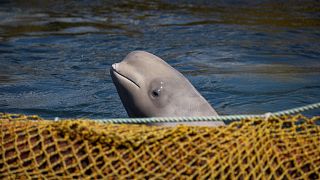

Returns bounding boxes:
[91,102,320,124]
[1,110,320,179]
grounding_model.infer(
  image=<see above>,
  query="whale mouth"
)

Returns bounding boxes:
[111,65,140,88]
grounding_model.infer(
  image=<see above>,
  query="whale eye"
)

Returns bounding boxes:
[149,80,169,107]
[151,89,161,97]
[150,81,164,99]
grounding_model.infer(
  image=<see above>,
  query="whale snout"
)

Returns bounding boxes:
[110,62,140,89]
[111,63,118,71]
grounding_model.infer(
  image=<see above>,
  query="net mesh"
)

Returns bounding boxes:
[1,113,320,179]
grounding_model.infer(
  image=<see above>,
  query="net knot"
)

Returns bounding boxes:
[264,112,272,121]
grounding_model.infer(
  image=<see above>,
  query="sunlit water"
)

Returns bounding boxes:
[1,1,319,119]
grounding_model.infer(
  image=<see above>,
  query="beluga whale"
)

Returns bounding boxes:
[110,51,225,126]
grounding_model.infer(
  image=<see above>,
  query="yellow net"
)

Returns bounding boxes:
[1,113,320,179]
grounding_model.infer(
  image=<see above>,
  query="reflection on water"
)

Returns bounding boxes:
[0,0,320,118]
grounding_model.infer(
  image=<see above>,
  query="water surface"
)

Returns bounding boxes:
[1,1,320,119]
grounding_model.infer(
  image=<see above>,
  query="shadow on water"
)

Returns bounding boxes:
[0,0,320,118]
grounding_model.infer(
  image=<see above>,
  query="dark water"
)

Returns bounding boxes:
[1,0,320,119]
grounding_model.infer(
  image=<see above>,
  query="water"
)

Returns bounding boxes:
[1,1,320,119]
